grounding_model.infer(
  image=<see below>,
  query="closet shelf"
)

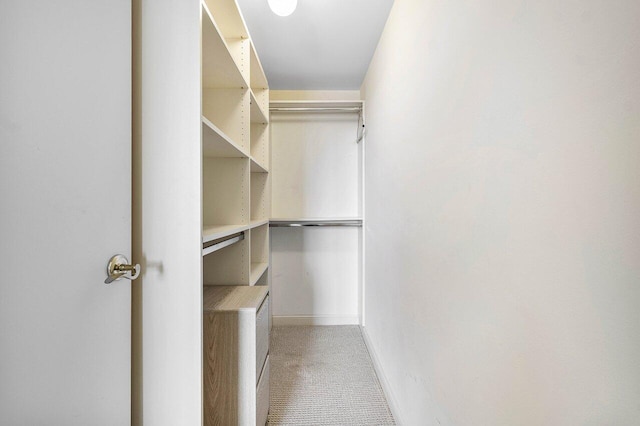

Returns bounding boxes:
[269,100,363,112]
[250,262,268,286]
[249,43,269,90]
[250,156,268,173]
[203,285,267,312]
[203,0,249,40]
[202,116,248,158]
[202,3,249,89]
[250,90,269,124]
[250,218,269,228]
[203,219,269,244]
[203,223,251,244]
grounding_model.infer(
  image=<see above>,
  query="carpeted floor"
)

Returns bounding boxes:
[268,325,395,425]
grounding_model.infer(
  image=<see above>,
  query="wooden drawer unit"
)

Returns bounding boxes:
[204,286,270,426]
[256,355,270,426]
[255,296,269,382]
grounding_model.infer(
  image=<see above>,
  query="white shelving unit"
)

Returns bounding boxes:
[200,0,270,287]
[200,0,271,424]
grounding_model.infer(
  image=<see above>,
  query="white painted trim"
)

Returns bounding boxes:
[273,315,360,326]
[361,326,404,426]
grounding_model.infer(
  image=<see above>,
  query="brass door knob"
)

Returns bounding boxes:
[105,254,140,284]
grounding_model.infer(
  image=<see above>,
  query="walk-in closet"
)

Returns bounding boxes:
[5,0,639,424]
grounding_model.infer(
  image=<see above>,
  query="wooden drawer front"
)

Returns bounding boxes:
[256,355,270,426]
[256,295,269,383]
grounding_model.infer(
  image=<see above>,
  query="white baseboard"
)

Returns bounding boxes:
[273,315,360,326]
[361,326,404,426]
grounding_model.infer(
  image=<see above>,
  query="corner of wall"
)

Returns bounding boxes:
[360,326,404,426]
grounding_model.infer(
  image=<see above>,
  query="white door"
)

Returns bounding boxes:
[0,1,131,424]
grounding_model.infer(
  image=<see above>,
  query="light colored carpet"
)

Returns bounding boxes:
[268,326,395,425]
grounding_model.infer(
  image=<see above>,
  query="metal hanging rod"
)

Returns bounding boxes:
[202,232,244,256]
[270,100,365,142]
[269,107,362,112]
[270,219,362,228]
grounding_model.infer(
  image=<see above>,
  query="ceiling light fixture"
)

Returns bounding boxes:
[268,0,297,17]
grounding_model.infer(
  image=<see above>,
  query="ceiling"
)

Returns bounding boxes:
[236,0,394,90]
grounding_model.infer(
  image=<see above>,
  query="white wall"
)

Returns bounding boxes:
[271,112,361,218]
[271,227,360,324]
[361,0,640,424]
